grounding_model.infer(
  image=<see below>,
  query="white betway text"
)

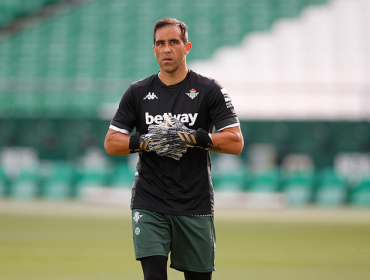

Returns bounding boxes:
[145,112,198,126]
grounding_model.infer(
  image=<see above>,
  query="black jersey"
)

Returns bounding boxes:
[110,69,239,215]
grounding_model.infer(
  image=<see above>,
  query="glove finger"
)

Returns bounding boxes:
[166,117,184,128]
[147,140,169,152]
[148,125,170,134]
[156,143,181,156]
[164,152,182,160]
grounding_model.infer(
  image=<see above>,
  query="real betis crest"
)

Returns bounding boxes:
[186,89,199,99]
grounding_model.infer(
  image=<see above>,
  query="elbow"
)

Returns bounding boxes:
[232,142,244,155]
[232,135,244,155]
[104,138,115,155]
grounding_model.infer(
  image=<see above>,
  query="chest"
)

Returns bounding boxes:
[138,83,208,129]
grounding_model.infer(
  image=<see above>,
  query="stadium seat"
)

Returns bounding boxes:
[43,161,75,199]
[74,165,110,198]
[9,166,40,199]
[110,162,136,189]
[283,170,315,206]
[315,168,348,206]
[0,166,7,197]
[211,154,246,192]
[248,168,280,193]
[213,169,246,192]
[350,178,370,207]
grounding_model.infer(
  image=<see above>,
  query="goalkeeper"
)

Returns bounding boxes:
[105,18,243,280]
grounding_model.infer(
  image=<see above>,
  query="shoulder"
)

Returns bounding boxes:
[130,74,157,91]
[189,70,223,91]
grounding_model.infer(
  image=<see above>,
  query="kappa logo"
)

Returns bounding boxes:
[133,212,143,223]
[186,88,199,99]
[221,88,233,109]
[144,92,158,100]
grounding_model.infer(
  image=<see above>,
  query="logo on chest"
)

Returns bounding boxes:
[143,92,158,100]
[145,112,198,126]
[186,89,199,99]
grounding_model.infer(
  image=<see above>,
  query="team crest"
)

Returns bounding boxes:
[186,89,199,99]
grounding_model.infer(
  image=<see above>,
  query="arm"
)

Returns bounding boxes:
[104,129,131,155]
[208,126,244,155]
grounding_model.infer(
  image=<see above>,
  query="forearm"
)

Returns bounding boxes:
[104,129,131,155]
[208,126,244,155]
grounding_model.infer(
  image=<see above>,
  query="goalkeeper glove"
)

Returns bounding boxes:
[128,132,165,153]
[148,117,213,155]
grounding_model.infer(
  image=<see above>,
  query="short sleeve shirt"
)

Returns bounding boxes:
[110,70,239,215]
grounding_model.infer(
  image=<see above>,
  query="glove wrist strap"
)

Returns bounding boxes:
[196,129,213,149]
[129,132,141,153]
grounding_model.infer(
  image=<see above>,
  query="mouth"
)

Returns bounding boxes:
[162,57,173,63]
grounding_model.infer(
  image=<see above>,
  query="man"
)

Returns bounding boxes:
[105,18,243,280]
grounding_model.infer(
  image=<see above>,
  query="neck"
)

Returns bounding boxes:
[158,67,188,86]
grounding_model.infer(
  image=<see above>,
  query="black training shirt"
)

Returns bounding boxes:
[110,69,239,215]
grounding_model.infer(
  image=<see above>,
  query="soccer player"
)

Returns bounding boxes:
[104,18,243,280]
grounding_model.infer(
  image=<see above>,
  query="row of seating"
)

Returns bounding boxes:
[0,0,328,80]
[1,119,369,169]
[0,0,61,26]
[0,162,369,207]
[212,167,370,207]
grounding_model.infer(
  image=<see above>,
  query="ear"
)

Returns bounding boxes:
[184,42,192,54]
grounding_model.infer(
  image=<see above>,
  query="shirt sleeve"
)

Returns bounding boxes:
[207,80,240,131]
[110,85,137,134]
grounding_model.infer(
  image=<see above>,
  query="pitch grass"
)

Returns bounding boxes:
[0,207,369,280]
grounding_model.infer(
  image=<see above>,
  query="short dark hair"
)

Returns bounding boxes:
[153,18,188,45]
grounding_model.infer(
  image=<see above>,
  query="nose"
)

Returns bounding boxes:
[163,42,171,52]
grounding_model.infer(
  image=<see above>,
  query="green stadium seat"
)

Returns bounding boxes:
[350,178,370,207]
[0,166,7,197]
[249,168,280,193]
[110,162,136,188]
[283,170,315,206]
[43,161,75,199]
[9,166,40,199]
[74,165,110,197]
[213,169,246,192]
[315,168,348,206]
[211,154,246,192]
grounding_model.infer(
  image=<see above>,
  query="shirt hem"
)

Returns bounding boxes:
[132,205,213,216]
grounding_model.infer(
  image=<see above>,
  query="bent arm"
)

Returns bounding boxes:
[208,126,244,155]
[104,129,131,155]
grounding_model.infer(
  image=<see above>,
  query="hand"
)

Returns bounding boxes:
[148,117,213,159]
[128,132,165,153]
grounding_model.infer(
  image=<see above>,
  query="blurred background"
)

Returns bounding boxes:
[1,1,370,280]
[1,0,370,208]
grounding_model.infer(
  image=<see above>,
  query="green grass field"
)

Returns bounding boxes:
[0,201,369,280]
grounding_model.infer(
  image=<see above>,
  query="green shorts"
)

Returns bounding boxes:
[132,209,216,273]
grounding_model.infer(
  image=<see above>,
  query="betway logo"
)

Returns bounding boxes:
[145,112,198,126]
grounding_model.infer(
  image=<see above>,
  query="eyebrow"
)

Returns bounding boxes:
[155,38,180,44]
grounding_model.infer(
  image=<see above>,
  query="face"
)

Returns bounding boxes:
[153,25,191,74]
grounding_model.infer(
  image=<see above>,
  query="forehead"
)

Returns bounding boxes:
[154,25,182,42]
